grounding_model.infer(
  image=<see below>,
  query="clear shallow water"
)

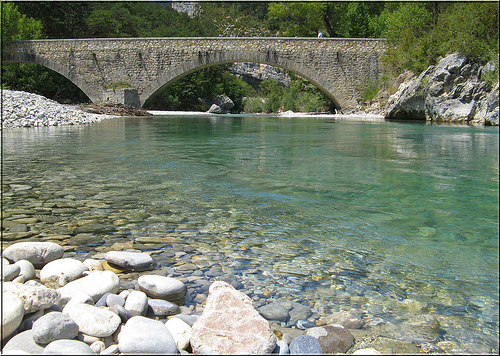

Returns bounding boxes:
[2,116,499,351]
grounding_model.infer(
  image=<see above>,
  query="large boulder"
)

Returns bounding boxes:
[3,242,64,268]
[190,281,277,354]
[385,53,498,125]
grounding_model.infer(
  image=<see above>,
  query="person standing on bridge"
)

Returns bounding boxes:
[318,31,323,38]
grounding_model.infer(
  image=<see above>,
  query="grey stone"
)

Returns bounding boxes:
[1,292,25,339]
[147,298,181,317]
[1,264,20,281]
[124,290,148,316]
[259,302,290,322]
[14,260,36,281]
[172,313,199,327]
[2,330,46,354]
[115,305,133,323]
[208,104,222,114]
[3,242,64,268]
[32,311,79,344]
[64,303,121,337]
[306,324,355,354]
[138,275,186,300]
[385,53,498,125]
[104,251,155,271]
[118,316,178,354]
[106,293,125,308]
[289,335,323,354]
[3,282,61,313]
[43,339,95,354]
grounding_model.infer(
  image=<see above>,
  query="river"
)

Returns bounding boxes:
[2,114,498,352]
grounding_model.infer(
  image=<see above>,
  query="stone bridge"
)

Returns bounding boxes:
[2,37,386,110]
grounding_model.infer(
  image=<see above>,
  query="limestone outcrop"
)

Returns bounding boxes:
[385,53,498,125]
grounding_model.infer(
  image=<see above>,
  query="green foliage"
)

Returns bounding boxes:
[381,1,499,75]
[144,65,248,112]
[198,2,270,37]
[268,2,326,37]
[243,77,330,113]
[433,2,499,63]
[1,2,44,44]
[1,63,88,102]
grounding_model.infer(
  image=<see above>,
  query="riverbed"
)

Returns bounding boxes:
[2,114,499,353]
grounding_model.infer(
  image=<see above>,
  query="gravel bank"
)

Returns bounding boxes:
[1,90,117,129]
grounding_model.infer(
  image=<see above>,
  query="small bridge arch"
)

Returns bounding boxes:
[2,37,386,110]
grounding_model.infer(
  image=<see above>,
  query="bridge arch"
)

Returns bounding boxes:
[2,49,98,103]
[142,50,342,110]
[2,38,386,109]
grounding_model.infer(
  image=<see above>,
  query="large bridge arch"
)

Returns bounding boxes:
[2,47,98,103]
[2,37,386,110]
[142,51,343,109]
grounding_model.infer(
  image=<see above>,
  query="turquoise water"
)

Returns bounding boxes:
[3,115,499,351]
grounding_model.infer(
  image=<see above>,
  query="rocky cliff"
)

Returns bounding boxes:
[384,53,498,125]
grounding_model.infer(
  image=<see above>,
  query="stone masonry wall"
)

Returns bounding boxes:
[3,38,386,109]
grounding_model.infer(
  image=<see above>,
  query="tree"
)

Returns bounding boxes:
[1,2,43,44]
[433,2,499,63]
[268,2,326,37]
[381,2,434,74]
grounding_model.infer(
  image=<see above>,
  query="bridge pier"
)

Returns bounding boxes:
[101,88,141,108]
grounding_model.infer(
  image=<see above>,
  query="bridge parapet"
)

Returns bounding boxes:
[2,37,386,109]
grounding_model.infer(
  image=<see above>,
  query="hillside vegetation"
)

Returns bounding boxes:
[1,1,498,112]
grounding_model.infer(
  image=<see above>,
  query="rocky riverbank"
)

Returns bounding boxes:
[382,53,498,125]
[1,90,151,129]
[2,241,380,355]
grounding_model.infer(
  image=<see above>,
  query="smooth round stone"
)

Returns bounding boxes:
[115,305,133,323]
[57,270,119,305]
[106,293,125,308]
[165,317,191,350]
[259,302,290,322]
[172,314,199,327]
[3,282,61,313]
[43,339,95,354]
[118,316,177,354]
[32,311,79,344]
[1,264,20,281]
[306,324,355,354]
[1,292,25,339]
[3,242,64,268]
[104,251,155,271]
[138,275,186,300]
[2,330,45,354]
[147,299,181,317]
[40,258,89,287]
[124,290,148,316]
[65,303,121,337]
[14,260,36,281]
[289,335,323,354]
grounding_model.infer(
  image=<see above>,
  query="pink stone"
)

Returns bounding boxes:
[190,281,276,354]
